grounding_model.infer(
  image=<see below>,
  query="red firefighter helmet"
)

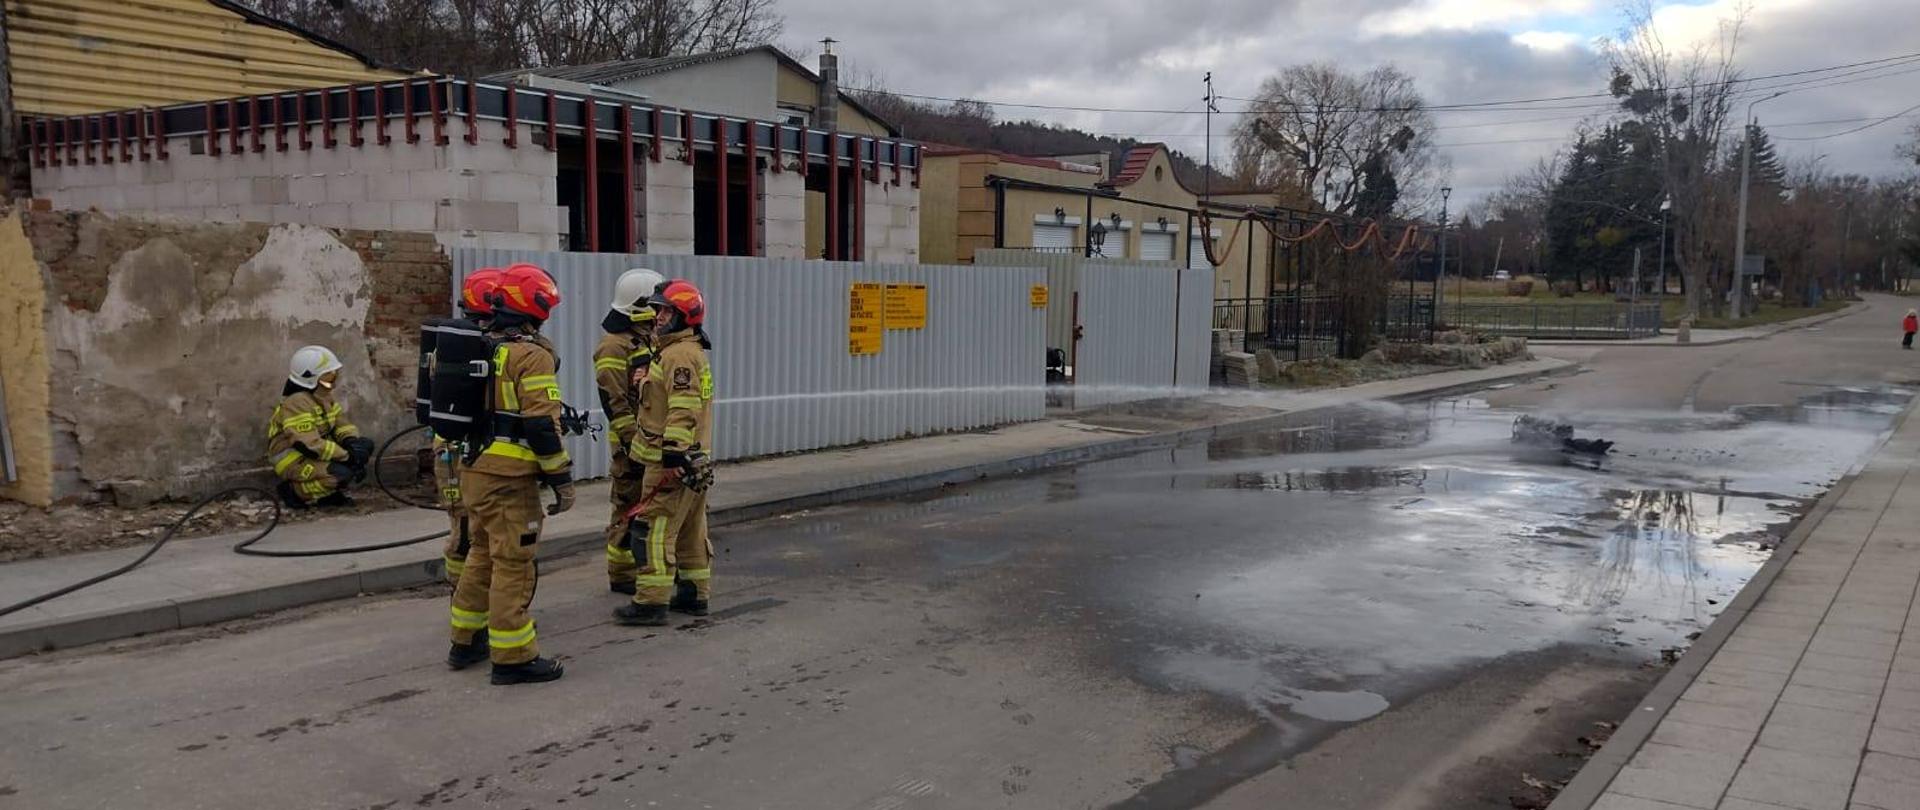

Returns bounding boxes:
[652,279,706,327]
[460,267,505,315]
[492,263,562,321]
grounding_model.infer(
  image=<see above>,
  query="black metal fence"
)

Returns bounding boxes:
[1441,301,1663,340]
[1213,292,1435,359]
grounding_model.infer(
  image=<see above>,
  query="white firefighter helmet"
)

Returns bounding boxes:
[287,345,344,389]
[612,268,666,318]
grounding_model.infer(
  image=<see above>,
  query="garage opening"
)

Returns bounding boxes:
[694,151,757,256]
[556,135,635,253]
[805,166,859,260]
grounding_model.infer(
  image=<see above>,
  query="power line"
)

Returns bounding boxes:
[1777,101,1920,141]
[870,50,1920,117]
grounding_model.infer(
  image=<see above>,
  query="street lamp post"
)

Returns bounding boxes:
[1437,186,1452,316]
[1658,196,1670,322]
[1732,91,1788,321]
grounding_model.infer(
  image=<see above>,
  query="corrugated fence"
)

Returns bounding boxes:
[975,250,1214,407]
[454,250,1047,479]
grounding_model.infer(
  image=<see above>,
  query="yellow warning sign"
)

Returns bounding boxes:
[849,282,884,355]
[1030,284,1050,309]
[884,283,928,330]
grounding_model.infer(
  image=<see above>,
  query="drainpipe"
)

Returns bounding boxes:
[992,178,1006,250]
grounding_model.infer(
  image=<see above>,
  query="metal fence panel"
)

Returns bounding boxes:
[975,251,1213,406]
[1442,301,1663,340]
[453,250,1047,478]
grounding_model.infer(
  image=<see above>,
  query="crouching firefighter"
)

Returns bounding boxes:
[417,267,506,585]
[433,262,574,685]
[267,345,374,508]
[615,279,717,627]
[597,267,666,595]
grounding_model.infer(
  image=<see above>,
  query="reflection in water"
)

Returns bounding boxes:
[1574,489,1705,610]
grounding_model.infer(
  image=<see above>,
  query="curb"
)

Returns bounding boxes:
[0,360,1568,660]
[1544,393,1919,810]
[1531,303,1859,348]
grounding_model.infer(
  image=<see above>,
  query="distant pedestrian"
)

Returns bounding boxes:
[1904,309,1917,349]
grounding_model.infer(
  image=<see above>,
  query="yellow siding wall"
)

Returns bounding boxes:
[5,0,406,116]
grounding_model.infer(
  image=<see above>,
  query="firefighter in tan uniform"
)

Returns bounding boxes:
[267,346,373,508]
[615,279,716,627]
[596,268,666,594]
[435,267,506,584]
[447,263,574,685]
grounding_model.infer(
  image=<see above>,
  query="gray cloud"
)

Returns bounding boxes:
[779,0,1916,212]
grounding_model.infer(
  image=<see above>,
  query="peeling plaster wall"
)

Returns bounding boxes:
[23,211,446,504]
[0,210,54,506]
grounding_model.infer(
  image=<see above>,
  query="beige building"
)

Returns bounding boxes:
[920,142,1293,301]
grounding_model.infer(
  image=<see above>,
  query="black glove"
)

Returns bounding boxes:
[343,437,375,468]
[663,450,714,493]
[540,471,576,516]
[327,461,365,485]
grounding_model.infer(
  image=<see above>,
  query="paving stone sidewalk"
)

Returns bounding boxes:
[1562,400,1920,810]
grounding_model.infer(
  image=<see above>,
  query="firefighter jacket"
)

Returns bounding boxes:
[468,336,572,480]
[627,328,713,467]
[266,389,360,476]
[593,329,653,470]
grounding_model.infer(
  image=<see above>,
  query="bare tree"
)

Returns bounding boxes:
[1602,0,1746,319]
[1229,63,1440,217]
[244,0,782,75]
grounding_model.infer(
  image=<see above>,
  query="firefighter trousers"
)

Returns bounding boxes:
[604,470,645,586]
[631,467,711,607]
[449,470,544,665]
[277,457,342,504]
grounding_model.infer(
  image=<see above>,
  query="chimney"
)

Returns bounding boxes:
[816,38,839,132]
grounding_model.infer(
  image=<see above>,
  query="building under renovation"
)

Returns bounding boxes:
[19,58,922,260]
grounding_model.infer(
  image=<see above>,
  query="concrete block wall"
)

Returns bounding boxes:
[863,178,921,264]
[646,157,696,255]
[763,170,807,259]
[29,120,565,252]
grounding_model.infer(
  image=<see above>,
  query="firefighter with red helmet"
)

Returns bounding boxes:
[615,279,716,627]
[434,267,505,585]
[447,262,573,685]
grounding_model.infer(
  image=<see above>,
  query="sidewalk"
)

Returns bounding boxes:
[1531,303,1858,348]
[1551,397,1920,810]
[0,358,1569,659]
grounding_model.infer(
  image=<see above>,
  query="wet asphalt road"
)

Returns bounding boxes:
[1,297,1916,810]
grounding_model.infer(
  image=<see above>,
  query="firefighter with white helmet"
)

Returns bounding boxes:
[596,267,667,594]
[266,345,373,508]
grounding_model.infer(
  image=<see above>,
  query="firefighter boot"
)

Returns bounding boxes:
[491,655,565,685]
[276,481,310,510]
[613,602,670,626]
[670,580,708,616]
[447,629,489,670]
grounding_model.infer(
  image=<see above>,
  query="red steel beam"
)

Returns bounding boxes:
[136,111,150,162]
[375,84,391,145]
[620,104,636,253]
[298,93,311,150]
[798,128,808,177]
[85,116,97,164]
[464,82,479,145]
[100,115,114,164]
[404,78,421,145]
[543,91,557,152]
[716,119,730,255]
[27,117,41,168]
[584,98,600,252]
[826,133,839,260]
[121,111,135,162]
[503,86,518,147]
[321,88,336,148]
[681,112,694,165]
[853,137,866,261]
[58,117,71,166]
[745,123,759,256]
[348,86,364,147]
[649,107,662,162]
[430,79,448,145]
[250,96,264,153]
[228,98,242,154]
[152,109,168,161]
[769,124,782,174]
[892,142,901,186]
[274,95,288,152]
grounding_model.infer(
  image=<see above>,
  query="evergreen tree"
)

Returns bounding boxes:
[1745,124,1789,200]
[1354,152,1400,222]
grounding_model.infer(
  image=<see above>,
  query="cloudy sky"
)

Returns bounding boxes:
[776,0,1918,214]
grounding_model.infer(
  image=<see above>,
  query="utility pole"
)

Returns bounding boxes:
[1732,94,1787,320]
[1630,246,1642,336]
